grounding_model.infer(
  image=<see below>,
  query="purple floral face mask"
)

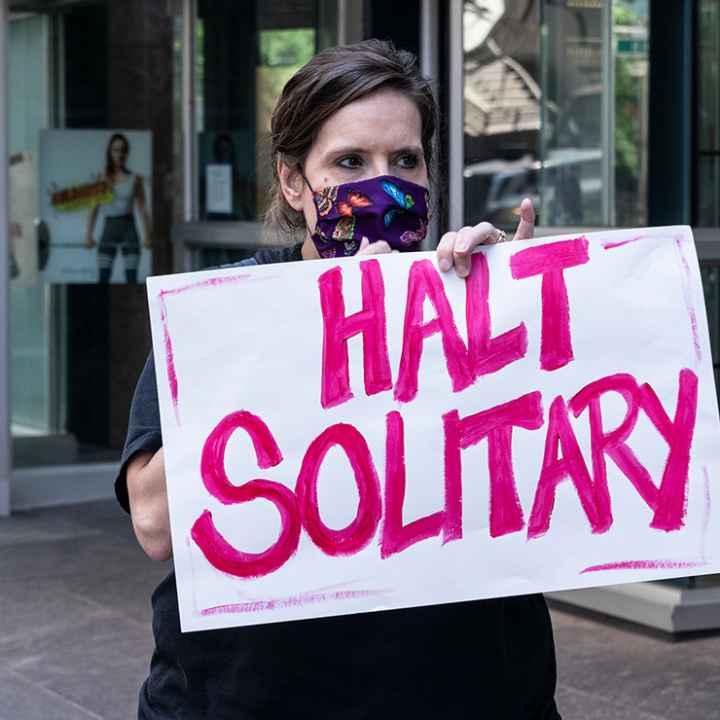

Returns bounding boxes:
[307,175,429,258]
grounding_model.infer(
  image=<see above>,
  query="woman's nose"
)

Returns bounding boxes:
[368,157,391,178]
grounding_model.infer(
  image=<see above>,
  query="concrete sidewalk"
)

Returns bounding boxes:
[0,500,718,719]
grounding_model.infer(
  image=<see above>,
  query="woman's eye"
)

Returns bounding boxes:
[337,155,363,169]
[397,154,419,170]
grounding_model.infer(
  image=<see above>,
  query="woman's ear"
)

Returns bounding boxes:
[278,158,305,212]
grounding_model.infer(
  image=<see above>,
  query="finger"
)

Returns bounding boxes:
[359,237,370,251]
[358,239,391,256]
[453,226,478,278]
[370,240,391,254]
[436,232,457,272]
[454,221,503,277]
[465,221,500,248]
[512,197,535,241]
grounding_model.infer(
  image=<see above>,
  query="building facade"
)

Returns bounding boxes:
[0,0,719,630]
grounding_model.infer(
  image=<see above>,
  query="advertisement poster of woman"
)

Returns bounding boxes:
[39,129,152,284]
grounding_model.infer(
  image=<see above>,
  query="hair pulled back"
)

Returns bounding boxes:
[266,39,437,239]
[106,133,130,178]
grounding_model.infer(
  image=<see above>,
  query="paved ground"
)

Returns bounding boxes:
[0,500,719,720]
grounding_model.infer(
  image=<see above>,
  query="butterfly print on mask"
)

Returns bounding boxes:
[382,180,415,227]
[337,190,372,217]
[399,218,428,246]
[332,216,357,240]
[315,185,339,217]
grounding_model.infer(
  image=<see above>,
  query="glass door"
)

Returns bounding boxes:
[696,0,720,226]
[539,0,649,228]
[9,0,182,469]
[8,11,61,449]
[185,0,320,269]
[460,0,649,230]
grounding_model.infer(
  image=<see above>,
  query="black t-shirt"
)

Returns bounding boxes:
[117,243,561,720]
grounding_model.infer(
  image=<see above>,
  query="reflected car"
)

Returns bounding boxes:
[464,86,604,228]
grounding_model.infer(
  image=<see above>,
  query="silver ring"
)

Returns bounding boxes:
[493,229,507,244]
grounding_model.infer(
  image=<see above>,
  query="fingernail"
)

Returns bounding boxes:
[456,242,468,252]
[439,258,451,272]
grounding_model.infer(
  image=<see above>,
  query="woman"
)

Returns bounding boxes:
[118,40,560,719]
[85,133,152,284]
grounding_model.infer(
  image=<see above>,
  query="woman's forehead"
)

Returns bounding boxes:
[314,90,422,153]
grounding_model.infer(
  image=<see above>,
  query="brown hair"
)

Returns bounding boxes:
[106,132,130,178]
[265,39,438,240]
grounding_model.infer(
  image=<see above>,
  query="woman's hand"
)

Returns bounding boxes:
[357,237,394,256]
[437,197,535,278]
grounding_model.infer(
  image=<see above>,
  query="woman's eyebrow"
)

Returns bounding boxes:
[321,146,365,160]
[321,144,423,161]
[391,146,424,157]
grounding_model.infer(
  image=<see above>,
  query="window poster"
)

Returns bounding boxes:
[206,164,233,215]
[39,129,153,284]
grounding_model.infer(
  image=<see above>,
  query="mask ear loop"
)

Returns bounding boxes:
[298,164,314,194]
[297,165,323,238]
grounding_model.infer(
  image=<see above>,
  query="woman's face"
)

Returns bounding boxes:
[286,89,428,240]
[111,139,129,170]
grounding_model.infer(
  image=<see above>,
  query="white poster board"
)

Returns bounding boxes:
[39,129,152,284]
[147,226,720,633]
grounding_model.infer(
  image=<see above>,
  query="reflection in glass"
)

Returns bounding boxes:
[9,0,182,468]
[462,0,649,229]
[541,0,605,226]
[9,13,55,439]
[196,1,316,222]
[701,265,720,408]
[613,0,649,227]
[256,28,317,220]
[698,156,720,226]
[697,0,719,226]
[463,0,541,229]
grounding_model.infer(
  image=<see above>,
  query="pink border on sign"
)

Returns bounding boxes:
[157,273,252,424]
[702,466,712,561]
[674,234,702,364]
[603,231,702,365]
[200,588,386,616]
[581,465,713,576]
[581,559,707,574]
[601,233,654,250]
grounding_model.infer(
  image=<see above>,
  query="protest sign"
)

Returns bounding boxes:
[147,226,720,633]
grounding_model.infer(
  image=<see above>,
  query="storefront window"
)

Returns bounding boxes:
[702,265,720,406]
[195,0,317,222]
[697,0,720,226]
[540,0,606,226]
[612,0,649,226]
[540,0,649,227]
[7,1,322,469]
[9,0,180,467]
[9,13,53,439]
[462,1,542,228]
[462,0,649,229]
